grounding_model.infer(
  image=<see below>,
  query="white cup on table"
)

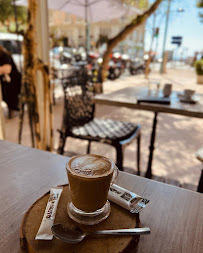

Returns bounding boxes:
[184,89,195,100]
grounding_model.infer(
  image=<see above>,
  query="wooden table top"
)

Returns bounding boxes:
[94,87,203,118]
[0,140,203,253]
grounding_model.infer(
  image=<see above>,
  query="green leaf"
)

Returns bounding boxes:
[0,0,27,32]
[197,0,203,8]
[195,60,203,75]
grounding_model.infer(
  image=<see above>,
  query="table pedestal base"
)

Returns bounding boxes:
[145,112,158,179]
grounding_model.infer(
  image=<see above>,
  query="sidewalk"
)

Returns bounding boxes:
[3,66,203,191]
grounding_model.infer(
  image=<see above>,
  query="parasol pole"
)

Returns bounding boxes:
[13,0,23,72]
[85,0,90,54]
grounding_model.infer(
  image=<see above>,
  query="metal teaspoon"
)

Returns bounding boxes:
[51,224,150,243]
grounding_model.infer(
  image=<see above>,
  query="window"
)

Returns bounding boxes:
[76,17,85,24]
[64,14,72,24]
[0,40,22,54]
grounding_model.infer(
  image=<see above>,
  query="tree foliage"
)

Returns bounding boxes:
[122,0,149,9]
[101,0,163,81]
[197,0,203,22]
[197,0,203,7]
[0,0,27,32]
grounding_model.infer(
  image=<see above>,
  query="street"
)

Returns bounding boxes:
[3,64,203,190]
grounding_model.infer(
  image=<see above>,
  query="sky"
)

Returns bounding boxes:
[144,0,203,58]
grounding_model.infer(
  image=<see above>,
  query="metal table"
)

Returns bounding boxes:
[0,140,203,252]
[94,87,203,178]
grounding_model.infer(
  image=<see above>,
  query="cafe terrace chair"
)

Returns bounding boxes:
[57,69,141,173]
[196,147,203,193]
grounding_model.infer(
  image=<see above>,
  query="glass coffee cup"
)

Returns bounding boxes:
[66,154,118,225]
[163,83,172,97]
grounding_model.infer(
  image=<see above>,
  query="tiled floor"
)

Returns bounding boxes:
[2,65,203,191]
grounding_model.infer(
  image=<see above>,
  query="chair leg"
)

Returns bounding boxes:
[197,167,203,193]
[53,90,56,105]
[87,141,91,154]
[58,133,66,155]
[116,144,124,171]
[137,134,141,176]
[8,107,12,119]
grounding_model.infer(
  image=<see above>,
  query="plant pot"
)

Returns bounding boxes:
[197,75,203,84]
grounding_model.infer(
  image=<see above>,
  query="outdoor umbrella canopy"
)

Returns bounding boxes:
[16,0,142,22]
[15,0,142,52]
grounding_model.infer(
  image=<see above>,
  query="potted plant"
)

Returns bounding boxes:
[195,59,203,84]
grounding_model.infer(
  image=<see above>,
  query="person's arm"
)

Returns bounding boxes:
[0,64,12,75]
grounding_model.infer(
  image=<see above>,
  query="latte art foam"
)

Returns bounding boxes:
[69,154,113,177]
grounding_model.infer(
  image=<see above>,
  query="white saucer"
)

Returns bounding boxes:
[178,94,200,104]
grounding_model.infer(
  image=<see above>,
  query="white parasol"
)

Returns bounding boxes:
[15,0,142,51]
[16,0,142,22]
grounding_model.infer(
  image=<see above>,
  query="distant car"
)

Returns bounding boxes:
[0,35,73,79]
[0,32,23,72]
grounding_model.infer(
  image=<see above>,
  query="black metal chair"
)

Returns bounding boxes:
[196,147,203,193]
[57,69,141,173]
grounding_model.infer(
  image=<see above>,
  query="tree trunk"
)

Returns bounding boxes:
[101,0,163,82]
[19,0,53,151]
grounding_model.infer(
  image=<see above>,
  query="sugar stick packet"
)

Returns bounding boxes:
[108,184,150,213]
[35,187,63,240]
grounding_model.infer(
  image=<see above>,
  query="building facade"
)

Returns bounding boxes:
[48,10,145,59]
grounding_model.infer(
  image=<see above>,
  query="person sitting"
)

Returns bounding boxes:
[0,46,21,112]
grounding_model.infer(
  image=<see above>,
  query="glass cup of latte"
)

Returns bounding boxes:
[66,154,119,225]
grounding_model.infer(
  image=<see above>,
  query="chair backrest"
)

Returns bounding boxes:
[61,67,95,130]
